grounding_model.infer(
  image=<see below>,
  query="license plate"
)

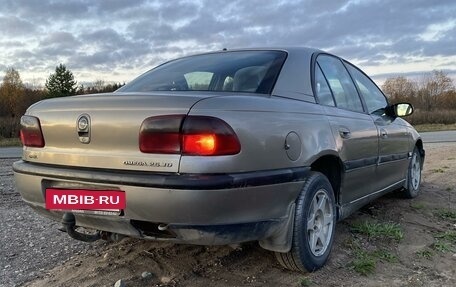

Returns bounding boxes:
[45,189,126,211]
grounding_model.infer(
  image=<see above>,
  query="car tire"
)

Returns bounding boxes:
[402,147,422,199]
[275,172,336,272]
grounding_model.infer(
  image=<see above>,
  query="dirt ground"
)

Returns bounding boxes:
[15,143,456,286]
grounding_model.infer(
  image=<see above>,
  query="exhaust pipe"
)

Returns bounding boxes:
[61,213,101,242]
[158,223,169,231]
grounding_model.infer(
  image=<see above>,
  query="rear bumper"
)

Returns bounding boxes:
[13,160,309,189]
[13,161,308,246]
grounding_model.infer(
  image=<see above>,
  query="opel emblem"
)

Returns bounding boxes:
[76,114,91,144]
[78,116,89,130]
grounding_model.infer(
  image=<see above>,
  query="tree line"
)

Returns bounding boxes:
[381,70,456,125]
[0,64,124,138]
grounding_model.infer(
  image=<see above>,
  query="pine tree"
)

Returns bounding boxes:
[45,64,77,97]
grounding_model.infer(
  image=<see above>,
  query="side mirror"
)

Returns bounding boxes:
[386,103,414,117]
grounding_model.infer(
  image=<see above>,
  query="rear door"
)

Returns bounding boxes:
[344,63,410,190]
[315,55,379,204]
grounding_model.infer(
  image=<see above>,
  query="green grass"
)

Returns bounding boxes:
[0,137,21,147]
[429,230,456,253]
[432,241,452,253]
[414,123,456,132]
[371,249,398,263]
[349,221,402,275]
[351,221,403,241]
[351,253,376,276]
[435,231,456,244]
[299,277,313,287]
[435,209,456,222]
[347,238,398,276]
[431,168,445,173]
[416,249,433,259]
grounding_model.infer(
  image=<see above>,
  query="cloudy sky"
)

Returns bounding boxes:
[0,0,455,87]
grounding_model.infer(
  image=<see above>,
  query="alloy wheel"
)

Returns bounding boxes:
[307,189,334,257]
[411,153,421,190]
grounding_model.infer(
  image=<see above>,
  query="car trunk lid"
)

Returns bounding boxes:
[22,92,210,173]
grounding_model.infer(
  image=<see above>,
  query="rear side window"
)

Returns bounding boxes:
[345,63,388,114]
[118,51,287,94]
[314,64,335,106]
[317,55,364,113]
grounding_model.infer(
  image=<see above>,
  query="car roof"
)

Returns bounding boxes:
[183,46,324,58]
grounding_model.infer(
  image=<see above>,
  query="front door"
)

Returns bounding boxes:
[344,62,410,192]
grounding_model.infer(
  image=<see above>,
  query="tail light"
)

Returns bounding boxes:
[20,115,45,147]
[139,115,184,154]
[139,115,241,156]
[181,116,241,155]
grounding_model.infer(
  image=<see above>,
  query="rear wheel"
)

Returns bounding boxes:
[402,147,422,198]
[275,172,336,272]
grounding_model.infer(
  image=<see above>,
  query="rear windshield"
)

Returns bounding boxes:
[117,51,287,94]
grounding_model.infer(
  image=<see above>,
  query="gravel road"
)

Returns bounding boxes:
[0,158,102,287]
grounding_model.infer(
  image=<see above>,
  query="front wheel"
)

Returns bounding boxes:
[275,172,336,272]
[402,147,422,198]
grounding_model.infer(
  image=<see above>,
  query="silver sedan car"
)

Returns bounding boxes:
[13,47,424,272]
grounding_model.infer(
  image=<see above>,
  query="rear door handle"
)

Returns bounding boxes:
[380,129,388,138]
[339,127,351,139]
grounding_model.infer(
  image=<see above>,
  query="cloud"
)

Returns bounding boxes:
[420,19,456,41]
[0,0,454,84]
[40,32,80,48]
[34,32,82,62]
[2,0,89,22]
[0,16,36,36]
